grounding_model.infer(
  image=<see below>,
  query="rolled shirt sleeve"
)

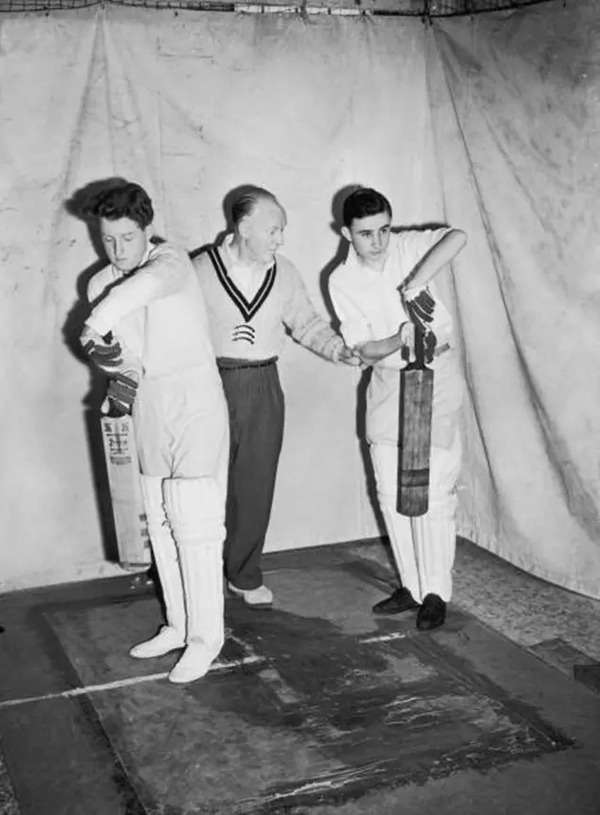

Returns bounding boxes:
[397,228,452,291]
[396,228,455,349]
[85,265,143,377]
[85,243,189,337]
[87,266,116,305]
[328,229,456,369]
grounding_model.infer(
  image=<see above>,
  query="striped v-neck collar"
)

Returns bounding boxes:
[207,246,277,322]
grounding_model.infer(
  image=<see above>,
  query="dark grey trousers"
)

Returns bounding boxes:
[217,357,284,590]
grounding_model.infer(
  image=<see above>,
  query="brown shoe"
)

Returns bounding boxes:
[372,587,419,615]
[416,593,446,631]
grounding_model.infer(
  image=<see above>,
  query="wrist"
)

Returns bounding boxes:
[85,315,111,338]
[402,285,420,301]
[333,336,346,362]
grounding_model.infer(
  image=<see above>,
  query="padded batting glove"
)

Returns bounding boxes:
[405,288,435,325]
[83,339,123,369]
[80,326,123,373]
[411,323,437,366]
[401,288,437,364]
[106,372,139,416]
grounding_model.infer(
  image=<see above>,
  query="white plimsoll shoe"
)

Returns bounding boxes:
[129,625,185,659]
[227,582,273,606]
[168,643,220,684]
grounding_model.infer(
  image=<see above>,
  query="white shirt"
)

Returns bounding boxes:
[329,229,453,369]
[220,234,270,301]
[86,240,219,380]
[329,228,460,444]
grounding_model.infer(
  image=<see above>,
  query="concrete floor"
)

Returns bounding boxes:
[1,537,599,815]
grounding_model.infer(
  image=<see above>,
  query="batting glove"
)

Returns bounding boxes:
[81,325,123,372]
[405,288,435,325]
[106,372,138,416]
[413,323,437,366]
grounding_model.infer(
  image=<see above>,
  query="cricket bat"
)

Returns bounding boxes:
[397,329,434,516]
[100,409,151,570]
[394,249,445,517]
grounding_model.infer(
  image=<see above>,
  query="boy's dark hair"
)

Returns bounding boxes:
[89,182,154,229]
[342,187,392,227]
[231,185,280,226]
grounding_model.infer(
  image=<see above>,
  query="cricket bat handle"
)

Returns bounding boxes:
[100,331,115,416]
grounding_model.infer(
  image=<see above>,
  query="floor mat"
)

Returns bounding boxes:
[36,561,571,814]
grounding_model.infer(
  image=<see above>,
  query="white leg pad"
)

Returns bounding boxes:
[129,476,186,658]
[163,478,226,682]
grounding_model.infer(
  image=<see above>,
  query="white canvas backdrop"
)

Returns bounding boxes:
[1,0,598,596]
[433,0,600,597]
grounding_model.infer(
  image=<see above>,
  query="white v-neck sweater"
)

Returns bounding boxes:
[193,241,343,363]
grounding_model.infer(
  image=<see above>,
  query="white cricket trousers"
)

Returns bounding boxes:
[367,351,463,604]
[370,428,461,603]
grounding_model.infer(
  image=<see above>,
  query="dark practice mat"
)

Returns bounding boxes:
[33,557,571,815]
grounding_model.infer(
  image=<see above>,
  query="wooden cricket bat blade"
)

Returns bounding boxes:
[100,414,151,569]
[397,366,434,516]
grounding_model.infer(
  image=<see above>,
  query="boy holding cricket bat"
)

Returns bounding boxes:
[78,180,229,682]
[329,187,467,631]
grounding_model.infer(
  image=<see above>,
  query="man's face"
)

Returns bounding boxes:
[100,216,150,273]
[240,198,286,266]
[342,211,392,267]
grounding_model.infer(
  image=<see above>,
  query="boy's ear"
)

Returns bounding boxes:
[341,225,352,243]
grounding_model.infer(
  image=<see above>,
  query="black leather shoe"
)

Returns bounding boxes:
[372,587,419,615]
[416,593,446,631]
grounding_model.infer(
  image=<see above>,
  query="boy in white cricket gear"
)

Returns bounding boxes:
[193,186,359,608]
[329,187,467,631]
[78,180,229,683]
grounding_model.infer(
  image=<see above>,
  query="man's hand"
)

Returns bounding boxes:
[80,325,123,373]
[105,372,139,416]
[338,344,362,366]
